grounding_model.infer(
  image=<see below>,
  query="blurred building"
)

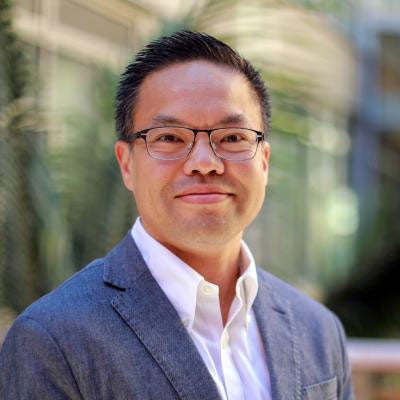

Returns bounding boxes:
[324,0,400,341]
[10,0,400,301]
[12,0,162,140]
[351,0,400,256]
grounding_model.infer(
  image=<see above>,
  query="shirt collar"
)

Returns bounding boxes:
[131,218,258,330]
[237,240,259,316]
[131,218,202,326]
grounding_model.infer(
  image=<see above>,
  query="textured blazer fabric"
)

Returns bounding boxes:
[0,234,354,399]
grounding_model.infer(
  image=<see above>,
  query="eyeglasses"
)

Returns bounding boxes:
[119,126,265,161]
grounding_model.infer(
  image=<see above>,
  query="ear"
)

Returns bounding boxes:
[261,141,270,187]
[114,140,135,192]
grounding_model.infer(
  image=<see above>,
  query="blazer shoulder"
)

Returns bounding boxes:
[256,267,339,326]
[18,257,107,325]
[12,234,144,335]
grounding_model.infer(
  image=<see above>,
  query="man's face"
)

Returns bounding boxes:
[115,61,270,253]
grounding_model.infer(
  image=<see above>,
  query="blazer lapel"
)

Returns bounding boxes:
[253,271,301,400]
[103,234,221,400]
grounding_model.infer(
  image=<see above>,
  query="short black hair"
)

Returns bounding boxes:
[115,30,271,138]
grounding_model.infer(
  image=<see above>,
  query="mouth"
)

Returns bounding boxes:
[175,186,233,204]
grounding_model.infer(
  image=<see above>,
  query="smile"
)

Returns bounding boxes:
[176,193,231,204]
[175,185,233,204]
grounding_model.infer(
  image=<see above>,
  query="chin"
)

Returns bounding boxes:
[174,214,241,241]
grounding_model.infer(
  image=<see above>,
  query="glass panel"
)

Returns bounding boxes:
[379,33,400,93]
[14,0,37,14]
[59,0,129,47]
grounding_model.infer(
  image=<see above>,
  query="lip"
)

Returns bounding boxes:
[175,185,233,204]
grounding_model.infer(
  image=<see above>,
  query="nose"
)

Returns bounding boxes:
[183,132,224,176]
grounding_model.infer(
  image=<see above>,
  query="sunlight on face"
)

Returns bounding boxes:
[115,61,270,253]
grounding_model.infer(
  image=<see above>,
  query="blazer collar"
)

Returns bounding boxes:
[103,233,221,400]
[103,233,148,289]
[103,233,302,400]
[253,271,301,400]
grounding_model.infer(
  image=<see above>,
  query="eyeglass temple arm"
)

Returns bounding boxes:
[118,132,146,143]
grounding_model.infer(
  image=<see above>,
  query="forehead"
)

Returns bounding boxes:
[133,61,262,129]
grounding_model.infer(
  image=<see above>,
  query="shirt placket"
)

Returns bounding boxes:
[220,287,247,400]
[220,329,245,400]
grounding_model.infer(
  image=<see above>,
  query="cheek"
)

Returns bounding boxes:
[132,167,169,211]
[230,164,263,205]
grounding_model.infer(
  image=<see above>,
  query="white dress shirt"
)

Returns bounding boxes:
[131,218,271,400]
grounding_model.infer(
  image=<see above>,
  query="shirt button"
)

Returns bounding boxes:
[202,284,215,295]
[221,332,230,349]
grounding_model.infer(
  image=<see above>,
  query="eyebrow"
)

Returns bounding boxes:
[218,113,249,126]
[150,115,184,126]
[150,113,250,128]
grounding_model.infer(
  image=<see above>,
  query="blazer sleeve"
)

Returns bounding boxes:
[0,316,83,400]
[333,314,355,400]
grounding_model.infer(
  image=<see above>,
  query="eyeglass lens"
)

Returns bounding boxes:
[145,127,258,161]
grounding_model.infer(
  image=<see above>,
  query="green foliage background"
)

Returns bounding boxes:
[1,0,399,339]
[0,0,48,310]
[0,0,136,313]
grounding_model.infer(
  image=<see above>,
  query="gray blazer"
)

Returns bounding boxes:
[0,234,353,399]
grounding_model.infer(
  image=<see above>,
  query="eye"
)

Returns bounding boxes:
[222,134,244,143]
[155,134,183,143]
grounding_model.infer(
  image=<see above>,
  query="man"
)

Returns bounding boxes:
[0,31,353,399]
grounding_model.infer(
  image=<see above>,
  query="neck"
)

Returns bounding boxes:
[164,238,243,325]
